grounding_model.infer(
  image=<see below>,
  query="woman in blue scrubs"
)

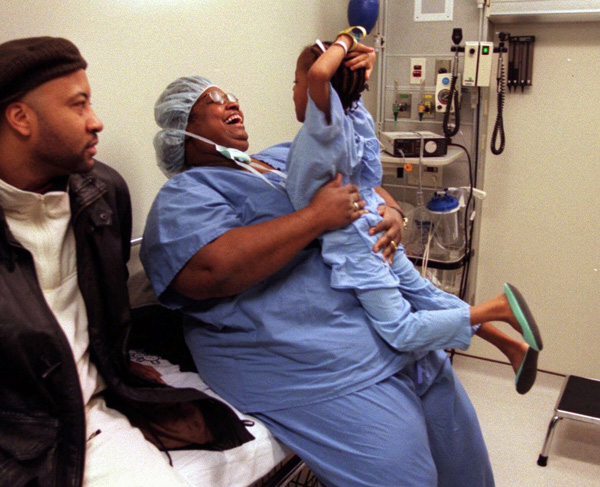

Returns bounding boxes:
[141,75,495,486]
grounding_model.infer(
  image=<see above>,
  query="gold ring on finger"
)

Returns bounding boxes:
[390,240,398,250]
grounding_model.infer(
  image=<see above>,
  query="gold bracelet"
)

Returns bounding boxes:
[337,26,367,51]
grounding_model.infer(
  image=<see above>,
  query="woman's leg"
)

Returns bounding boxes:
[256,352,495,487]
[254,375,439,487]
[417,351,495,487]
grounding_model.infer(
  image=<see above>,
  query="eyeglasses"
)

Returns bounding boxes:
[205,91,239,105]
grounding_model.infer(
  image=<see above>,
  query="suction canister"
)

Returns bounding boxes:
[426,190,460,248]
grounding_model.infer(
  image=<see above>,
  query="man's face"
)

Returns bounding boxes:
[186,87,249,153]
[22,69,103,178]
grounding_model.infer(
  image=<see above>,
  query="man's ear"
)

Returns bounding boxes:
[3,102,34,137]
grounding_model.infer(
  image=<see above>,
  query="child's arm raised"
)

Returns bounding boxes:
[307,36,374,122]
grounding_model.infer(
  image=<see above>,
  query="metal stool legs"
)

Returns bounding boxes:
[537,415,563,466]
[537,375,600,467]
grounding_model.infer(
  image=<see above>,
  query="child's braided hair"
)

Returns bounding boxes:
[298,41,367,113]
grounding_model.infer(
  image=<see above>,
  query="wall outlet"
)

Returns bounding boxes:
[435,58,452,76]
[394,93,412,119]
[410,57,426,85]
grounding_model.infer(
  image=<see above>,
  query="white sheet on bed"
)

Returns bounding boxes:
[129,351,290,487]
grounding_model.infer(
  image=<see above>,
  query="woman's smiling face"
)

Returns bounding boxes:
[186,86,249,152]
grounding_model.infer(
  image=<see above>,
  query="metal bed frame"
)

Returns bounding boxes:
[252,455,322,487]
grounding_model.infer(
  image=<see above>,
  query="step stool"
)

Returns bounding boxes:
[538,375,600,466]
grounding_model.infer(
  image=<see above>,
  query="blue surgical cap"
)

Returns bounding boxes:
[153,76,216,178]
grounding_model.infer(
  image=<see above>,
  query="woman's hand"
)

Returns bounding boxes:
[308,173,366,232]
[345,43,376,80]
[369,205,405,263]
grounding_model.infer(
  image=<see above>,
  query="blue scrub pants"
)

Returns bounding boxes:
[255,351,494,487]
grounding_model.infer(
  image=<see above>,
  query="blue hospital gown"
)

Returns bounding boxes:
[286,89,475,346]
[286,92,401,290]
[140,148,493,486]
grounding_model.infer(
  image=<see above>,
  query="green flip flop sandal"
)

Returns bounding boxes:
[504,282,543,351]
[516,347,538,395]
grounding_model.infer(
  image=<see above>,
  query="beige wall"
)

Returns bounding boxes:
[473,22,600,377]
[0,0,350,237]
[3,3,598,378]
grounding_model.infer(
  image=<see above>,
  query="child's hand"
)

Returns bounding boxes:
[345,43,376,80]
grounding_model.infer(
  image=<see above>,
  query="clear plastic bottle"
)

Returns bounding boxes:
[427,190,461,250]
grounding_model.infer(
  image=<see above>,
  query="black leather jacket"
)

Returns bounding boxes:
[0,162,252,487]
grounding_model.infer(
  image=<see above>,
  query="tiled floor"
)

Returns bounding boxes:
[453,354,600,487]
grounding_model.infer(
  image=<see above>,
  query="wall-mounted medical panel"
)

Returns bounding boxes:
[488,0,600,23]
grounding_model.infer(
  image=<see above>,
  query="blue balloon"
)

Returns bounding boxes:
[347,0,379,34]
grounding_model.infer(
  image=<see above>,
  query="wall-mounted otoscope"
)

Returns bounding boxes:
[442,28,464,138]
[490,31,509,155]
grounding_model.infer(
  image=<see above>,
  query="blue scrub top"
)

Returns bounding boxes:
[141,151,426,412]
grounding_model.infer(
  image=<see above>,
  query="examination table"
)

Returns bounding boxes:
[127,242,321,487]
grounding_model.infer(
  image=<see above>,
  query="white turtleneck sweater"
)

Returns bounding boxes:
[0,177,105,405]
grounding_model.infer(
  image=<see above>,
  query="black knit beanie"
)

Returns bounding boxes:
[0,36,87,105]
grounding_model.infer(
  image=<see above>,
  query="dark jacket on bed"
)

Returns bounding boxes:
[0,161,252,487]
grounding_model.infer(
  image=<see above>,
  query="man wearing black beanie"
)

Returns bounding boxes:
[0,36,97,188]
[0,37,251,487]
